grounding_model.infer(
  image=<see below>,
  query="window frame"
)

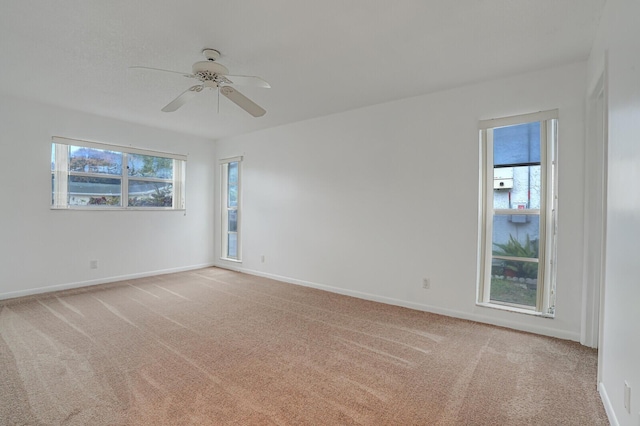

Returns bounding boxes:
[51,136,186,211]
[220,156,242,262]
[477,110,558,316]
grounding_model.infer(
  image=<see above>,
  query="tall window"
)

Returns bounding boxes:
[478,110,558,315]
[220,157,241,261]
[51,137,186,210]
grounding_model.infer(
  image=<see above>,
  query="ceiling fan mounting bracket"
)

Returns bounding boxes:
[202,48,221,61]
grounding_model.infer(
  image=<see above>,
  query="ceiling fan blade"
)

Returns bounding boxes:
[129,66,195,79]
[161,85,203,112]
[220,86,266,117]
[223,74,271,88]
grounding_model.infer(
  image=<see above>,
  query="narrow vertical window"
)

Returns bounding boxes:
[478,110,558,316]
[220,157,242,261]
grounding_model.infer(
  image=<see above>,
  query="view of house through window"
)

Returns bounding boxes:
[478,111,557,315]
[220,157,241,261]
[51,137,186,210]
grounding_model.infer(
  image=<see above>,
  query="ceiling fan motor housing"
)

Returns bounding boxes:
[192,61,230,82]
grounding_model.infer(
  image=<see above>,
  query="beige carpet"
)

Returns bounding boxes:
[1,267,607,425]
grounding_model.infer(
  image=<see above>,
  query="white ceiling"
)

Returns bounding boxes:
[0,0,606,140]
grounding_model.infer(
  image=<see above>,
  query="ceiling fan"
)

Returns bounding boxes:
[131,48,270,117]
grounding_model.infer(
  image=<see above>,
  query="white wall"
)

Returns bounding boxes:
[215,62,588,341]
[588,0,640,424]
[0,95,216,299]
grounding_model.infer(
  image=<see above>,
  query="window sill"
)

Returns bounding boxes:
[51,207,186,212]
[476,302,555,319]
[219,257,242,263]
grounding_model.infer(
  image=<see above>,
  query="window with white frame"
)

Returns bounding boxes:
[478,110,558,316]
[51,137,186,210]
[220,157,241,261]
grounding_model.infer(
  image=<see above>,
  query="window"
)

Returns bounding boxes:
[51,137,186,210]
[478,110,558,316]
[220,157,241,261]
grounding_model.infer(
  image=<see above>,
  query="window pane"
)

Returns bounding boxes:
[228,184,238,208]
[68,175,121,206]
[493,122,540,166]
[227,233,238,258]
[492,215,539,259]
[128,154,173,179]
[227,161,238,208]
[489,270,537,307]
[493,165,541,209]
[228,209,237,232]
[491,255,538,282]
[69,146,122,175]
[128,180,173,207]
[228,162,238,185]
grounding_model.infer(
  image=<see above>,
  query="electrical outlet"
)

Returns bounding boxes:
[422,278,430,289]
[625,381,631,413]
[89,260,98,269]
[261,255,265,263]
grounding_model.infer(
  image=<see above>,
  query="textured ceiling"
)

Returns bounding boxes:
[0,0,606,140]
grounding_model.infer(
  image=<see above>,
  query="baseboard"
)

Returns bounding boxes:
[216,264,581,342]
[0,263,215,301]
[599,382,620,426]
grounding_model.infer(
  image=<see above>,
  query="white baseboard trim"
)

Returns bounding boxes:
[599,381,620,426]
[0,263,215,301]
[215,264,581,342]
